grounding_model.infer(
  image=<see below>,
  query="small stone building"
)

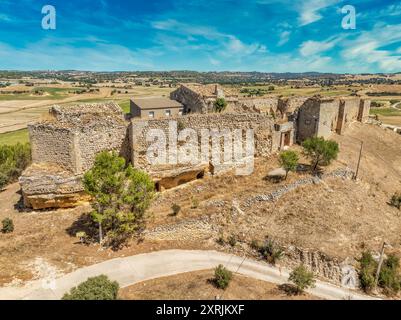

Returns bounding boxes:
[297,97,371,142]
[130,97,184,118]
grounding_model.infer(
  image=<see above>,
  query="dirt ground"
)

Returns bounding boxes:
[1,122,401,286]
[119,269,319,300]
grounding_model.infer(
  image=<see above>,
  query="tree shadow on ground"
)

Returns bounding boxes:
[278,283,302,296]
[65,212,99,245]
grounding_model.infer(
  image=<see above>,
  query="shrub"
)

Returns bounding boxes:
[390,193,401,209]
[228,234,237,247]
[302,137,339,171]
[1,218,14,233]
[62,275,119,300]
[213,98,227,113]
[177,120,185,131]
[288,265,315,294]
[259,239,284,265]
[378,255,401,295]
[279,150,299,179]
[190,197,199,209]
[171,203,181,216]
[216,234,225,245]
[213,265,232,290]
[358,251,377,293]
[0,143,31,190]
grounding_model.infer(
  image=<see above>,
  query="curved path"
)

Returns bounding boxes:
[0,250,378,300]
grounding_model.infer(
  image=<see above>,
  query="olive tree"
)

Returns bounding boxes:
[302,137,339,171]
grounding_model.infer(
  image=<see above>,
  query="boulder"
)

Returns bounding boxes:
[267,167,286,179]
[19,163,90,209]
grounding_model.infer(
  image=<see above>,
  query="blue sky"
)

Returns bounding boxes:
[0,0,401,73]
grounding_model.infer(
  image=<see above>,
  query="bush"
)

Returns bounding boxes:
[1,218,14,233]
[190,197,199,209]
[228,234,237,247]
[390,193,401,209]
[288,265,315,294]
[171,203,181,216]
[213,265,232,290]
[279,150,299,179]
[259,239,284,265]
[62,275,119,300]
[0,143,31,190]
[358,251,377,293]
[378,255,401,295]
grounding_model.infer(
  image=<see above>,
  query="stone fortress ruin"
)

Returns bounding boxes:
[19,84,371,209]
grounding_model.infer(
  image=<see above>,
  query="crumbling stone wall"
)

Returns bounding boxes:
[27,103,129,175]
[29,124,76,173]
[170,85,208,113]
[297,97,371,142]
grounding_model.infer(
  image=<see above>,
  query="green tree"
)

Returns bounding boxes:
[288,265,315,294]
[62,275,119,300]
[302,137,339,171]
[213,264,232,290]
[0,143,31,190]
[279,150,299,179]
[83,151,155,246]
[213,98,227,113]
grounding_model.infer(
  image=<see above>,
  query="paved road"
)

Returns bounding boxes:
[0,250,379,300]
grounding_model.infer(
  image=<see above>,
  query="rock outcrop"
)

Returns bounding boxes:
[19,163,90,209]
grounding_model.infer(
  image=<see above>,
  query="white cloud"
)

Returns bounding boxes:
[277,30,291,46]
[0,40,154,71]
[300,37,340,56]
[341,23,401,72]
[297,0,341,26]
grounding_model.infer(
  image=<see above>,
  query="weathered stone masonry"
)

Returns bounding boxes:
[19,94,370,209]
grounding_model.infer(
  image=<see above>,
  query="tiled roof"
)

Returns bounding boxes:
[181,83,238,97]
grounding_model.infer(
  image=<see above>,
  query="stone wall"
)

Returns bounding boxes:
[130,113,279,174]
[27,103,129,175]
[29,124,76,173]
[170,85,208,113]
[297,97,371,142]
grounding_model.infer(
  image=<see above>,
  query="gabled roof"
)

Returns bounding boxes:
[131,97,183,110]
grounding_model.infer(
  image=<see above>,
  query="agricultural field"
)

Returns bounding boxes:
[0,82,172,135]
[0,128,29,145]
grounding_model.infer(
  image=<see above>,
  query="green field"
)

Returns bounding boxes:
[0,86,74,101]
[370,108,401,117]
[0,128,29,145]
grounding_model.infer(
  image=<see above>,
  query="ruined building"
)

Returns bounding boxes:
[19,86,370,209]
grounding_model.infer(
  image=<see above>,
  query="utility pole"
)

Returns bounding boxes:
[374,242,387,292]
[353,141,363,180]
